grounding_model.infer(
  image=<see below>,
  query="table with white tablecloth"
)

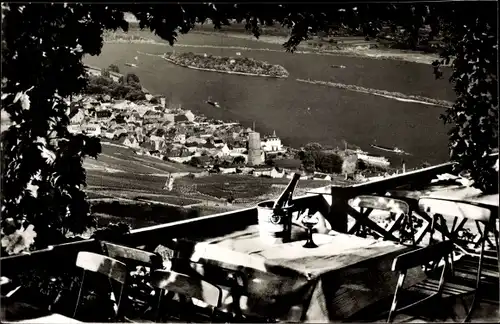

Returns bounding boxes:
[159,225,425,322]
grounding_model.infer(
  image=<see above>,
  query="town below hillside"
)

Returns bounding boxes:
[74,65,412,183]
[48,64,440,229]
[69,66,428,181]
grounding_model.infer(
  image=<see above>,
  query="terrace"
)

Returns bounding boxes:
[1,159,498,323]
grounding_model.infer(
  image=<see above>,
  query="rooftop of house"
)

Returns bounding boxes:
[68,105,81,119]
[144,110,163,116]
[263,130,279,139]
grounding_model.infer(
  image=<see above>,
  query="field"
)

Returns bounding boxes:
[84,143,338,229]
[86,150,333,205]
[86,142,199,174]
[175,174,346,202]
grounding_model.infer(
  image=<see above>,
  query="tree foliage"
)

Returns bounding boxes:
[108,64,120,73]
[125,72,141,86]
[189,156,202,167]
[1,2,497,254]
[298,143,343,173]
[342,155,358,176]
[232,155,246,165]
[0,3,127,252]
[84,75,146,101]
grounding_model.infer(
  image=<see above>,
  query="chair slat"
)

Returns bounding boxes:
[411,279,474,295]
[418,198,492,222]
[101,241,162,268]
[350,195,410,215]
[76,251,127,284]
[150,269,222,308]
[392,241,453,272]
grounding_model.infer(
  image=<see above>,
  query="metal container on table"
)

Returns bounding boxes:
[257,200,292,244]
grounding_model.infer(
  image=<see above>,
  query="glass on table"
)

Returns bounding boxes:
[302,213,320,248]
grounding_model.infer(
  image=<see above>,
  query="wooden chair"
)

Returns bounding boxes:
[100,241,164,321]
[100,241,163,271]
[155,242,275,322]
[149,269,223,322]
[387,241,476,322]
[187,261,246,316]
[349,195,417,245]
[74,251,127,320]
[418,197,500,320]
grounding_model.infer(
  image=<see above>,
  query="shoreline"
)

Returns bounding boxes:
[190,31,440,65]
[104,33,439,65]
[296,79,454,108]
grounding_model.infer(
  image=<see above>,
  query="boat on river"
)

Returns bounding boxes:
[371,143,411,155]
[206,97,221,108]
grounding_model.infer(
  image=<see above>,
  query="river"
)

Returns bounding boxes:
[83,33,455,167]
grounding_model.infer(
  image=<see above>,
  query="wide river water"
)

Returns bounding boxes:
[84,33,455,167]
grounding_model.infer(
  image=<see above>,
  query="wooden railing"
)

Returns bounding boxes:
[0,159,464,276]
[327,160,455,232]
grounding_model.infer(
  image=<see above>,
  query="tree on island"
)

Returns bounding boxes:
[1,3,497,254]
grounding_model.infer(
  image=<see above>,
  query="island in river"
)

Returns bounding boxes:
[162,51,290,78]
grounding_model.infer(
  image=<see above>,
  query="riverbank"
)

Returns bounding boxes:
[296,79,454,108]
[103,29,440,65]
[193,31,441,65]
[162,52,289,78]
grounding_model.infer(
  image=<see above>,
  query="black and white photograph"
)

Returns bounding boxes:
[0,1,499,322]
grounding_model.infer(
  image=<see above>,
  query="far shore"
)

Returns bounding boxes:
[103,30,440,65]
[190,30,440,65]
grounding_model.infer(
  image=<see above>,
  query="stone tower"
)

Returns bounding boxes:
[247,131,263,166]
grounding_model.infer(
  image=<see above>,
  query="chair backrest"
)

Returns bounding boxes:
[74,252,127,320]
[150,269,222,308]
[351,195,410,215]
[392,240,454,272]
[418,197,492,222]
[100,241,163,269]
[388,241,454,323]
[76,251,127,284]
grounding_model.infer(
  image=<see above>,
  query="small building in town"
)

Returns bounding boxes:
[69,107,85,125]
[95,110,113,123]
[121,135,140,149]
[216,144,231,157]
[313,173,332,181]
[68,124,81,134]
[184,110,195,122]
[143,110,163,123]
[173,133,186,144]
[81,124,101,137]
[252,167,285,179]
[213,138,225,148]
[261,130,285,153]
